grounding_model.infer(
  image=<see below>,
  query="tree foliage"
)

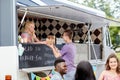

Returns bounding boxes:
[69,0,120,18]
[110,27,120,48]
[81,0,120,48]
[67,0,120,49]
[82,0,114,18]
[67,0,120,21]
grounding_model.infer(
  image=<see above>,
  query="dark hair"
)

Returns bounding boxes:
[54,58,65,67]
[75,61,96,80]
[105,53,120,73]
[64,29,73,39]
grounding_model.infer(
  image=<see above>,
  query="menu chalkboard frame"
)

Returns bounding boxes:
[19,43,56,69]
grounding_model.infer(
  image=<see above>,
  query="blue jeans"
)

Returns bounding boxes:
[64,70,76,80]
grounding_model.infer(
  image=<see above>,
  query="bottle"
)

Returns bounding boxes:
[5,75,11,80]
[18,35,23,43]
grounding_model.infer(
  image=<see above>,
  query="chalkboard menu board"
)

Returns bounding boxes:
[19,43,57,69]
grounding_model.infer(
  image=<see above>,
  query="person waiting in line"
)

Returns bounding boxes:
[47,29,76,80]
[21,21,40,43]
[98,53,120,80]
[75,61,96,80]
[51,58,67,80]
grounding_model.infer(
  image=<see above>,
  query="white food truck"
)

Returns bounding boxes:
[0,0,120,80]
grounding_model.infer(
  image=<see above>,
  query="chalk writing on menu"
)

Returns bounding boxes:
[19,43,56,69]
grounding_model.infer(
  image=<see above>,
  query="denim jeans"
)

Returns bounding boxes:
[64,69,76,80]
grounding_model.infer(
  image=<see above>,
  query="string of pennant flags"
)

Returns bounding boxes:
[30,66,96,80]
[31,69,55,80]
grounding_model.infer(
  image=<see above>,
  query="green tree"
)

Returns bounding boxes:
[67,0,120,49]
[67,0,79,3]
[82,0,113,18]
[68,0,120,18]
[109,27,120,48]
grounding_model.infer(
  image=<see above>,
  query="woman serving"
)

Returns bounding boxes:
[21,21,41,43]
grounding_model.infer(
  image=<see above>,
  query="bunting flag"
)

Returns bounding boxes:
[48,74,52,78]
[36,76,41,80]
[41,77,46,80]
[31,72,36,80]
[92,65,97,76]
[51,69,55,75]
[46,76,50,80]
[30,72,52,80]
[48,69,55,78]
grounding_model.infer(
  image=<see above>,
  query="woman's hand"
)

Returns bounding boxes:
[46,43,54,49]
[32,31,36,38]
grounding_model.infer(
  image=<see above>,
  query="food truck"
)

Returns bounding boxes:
[0,0,120,80]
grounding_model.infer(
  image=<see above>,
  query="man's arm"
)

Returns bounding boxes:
[48,44,61,58]
[33,34,40,42]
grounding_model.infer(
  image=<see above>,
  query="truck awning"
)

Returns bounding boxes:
[17,0,120,30]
